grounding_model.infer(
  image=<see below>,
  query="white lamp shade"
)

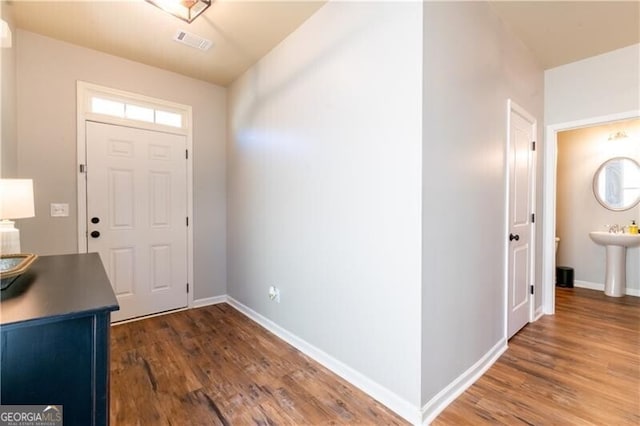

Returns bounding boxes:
[0,179,35,220]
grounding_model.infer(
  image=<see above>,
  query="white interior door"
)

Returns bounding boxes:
[507,102,536,339]
[86,121,188,322]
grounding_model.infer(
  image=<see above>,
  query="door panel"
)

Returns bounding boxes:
[150,172,172,226]
[507,104,536,339]
[511,244,530,310]
[86,122,187,322]
[150,245,171,290]
[110,248,135,296]
[110,169,135,228]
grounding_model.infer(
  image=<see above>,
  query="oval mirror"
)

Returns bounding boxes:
[593,157,640,211]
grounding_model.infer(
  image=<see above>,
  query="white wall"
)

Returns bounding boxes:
[15,30,227,300]
[421,0,543,407]
[1,1,17,178]
[557,120,640,293]
[228,0,423,410]
[545,44,640,125]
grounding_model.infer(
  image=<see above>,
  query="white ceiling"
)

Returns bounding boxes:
[8,0,327,86]
[488,1,640,69]
[6,1,640,87]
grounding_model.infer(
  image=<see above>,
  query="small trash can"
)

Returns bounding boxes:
[556,266,574,288]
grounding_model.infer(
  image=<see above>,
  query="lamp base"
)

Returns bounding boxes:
[0,220,21,254]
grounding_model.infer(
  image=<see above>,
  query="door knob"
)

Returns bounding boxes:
[90,231,101,238]
[509,233,520,241]
[91,217,100,224]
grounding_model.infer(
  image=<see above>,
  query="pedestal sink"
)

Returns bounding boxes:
[589,231,640,297]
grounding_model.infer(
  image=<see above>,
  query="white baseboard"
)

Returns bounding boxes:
[226,296,421,424]
[574,280,640,297]
[420,338,507,425]
[192,295,228,308]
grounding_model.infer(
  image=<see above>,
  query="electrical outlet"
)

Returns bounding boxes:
[268,286,280,303]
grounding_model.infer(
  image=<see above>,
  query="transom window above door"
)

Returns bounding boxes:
[90,96,184,129]
[79,82,191,135]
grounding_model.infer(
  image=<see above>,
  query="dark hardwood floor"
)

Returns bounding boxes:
[110,303,406,425]
[111,288,639,425]
[434,287,640,425]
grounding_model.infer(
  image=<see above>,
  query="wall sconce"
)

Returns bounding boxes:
[145,0,212,23]
[0,179,35,254]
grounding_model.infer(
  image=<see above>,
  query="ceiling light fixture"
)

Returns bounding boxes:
[608,131,628,141]
[145,0,212,23]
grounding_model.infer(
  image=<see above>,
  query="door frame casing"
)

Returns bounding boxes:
[541,109,639,315]
[76,81,194,310]
[504,99,537,339]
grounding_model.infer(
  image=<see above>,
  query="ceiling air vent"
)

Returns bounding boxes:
[173,30,213,51]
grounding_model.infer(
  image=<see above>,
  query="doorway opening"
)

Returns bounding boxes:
[542,110,639,314]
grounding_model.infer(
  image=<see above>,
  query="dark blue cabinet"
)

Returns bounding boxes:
[1,254,119,426]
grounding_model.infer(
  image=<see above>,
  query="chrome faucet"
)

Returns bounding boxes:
[606,224,626,234]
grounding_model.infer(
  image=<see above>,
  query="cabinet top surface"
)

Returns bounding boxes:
[1,253,119,327]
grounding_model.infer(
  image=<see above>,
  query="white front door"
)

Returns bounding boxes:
[507,101,536,339]
[86,121,188,322]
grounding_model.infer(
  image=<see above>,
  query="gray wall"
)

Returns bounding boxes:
[421,1,543,405]
[557,120,639,292]
[228,1,423,407]
[228,0,547,414]
[1,1,17,178]
[15,30,227,300]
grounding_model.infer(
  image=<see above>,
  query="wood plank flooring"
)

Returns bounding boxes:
[110,303,406,425]
[434,287,640,425]
[111,288,639,425]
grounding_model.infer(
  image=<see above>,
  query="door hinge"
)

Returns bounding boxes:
[530,285,534,295]
[186,217,189,227]
[79,164,86,173]
[186,283,189,294]
[186,149,189,159]
[531,141,536,151]
[531,213,535,223]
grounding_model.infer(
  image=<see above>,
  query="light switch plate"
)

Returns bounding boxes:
[50,203,69,217]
